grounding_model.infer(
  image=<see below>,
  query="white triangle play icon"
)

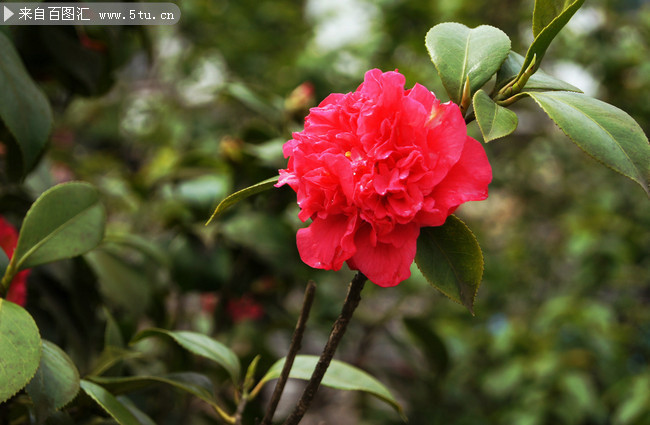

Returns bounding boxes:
[3,6,14,22]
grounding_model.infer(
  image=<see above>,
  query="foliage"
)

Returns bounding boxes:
[1,0,649,424]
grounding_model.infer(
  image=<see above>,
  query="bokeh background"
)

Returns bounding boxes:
[1,0,650,423]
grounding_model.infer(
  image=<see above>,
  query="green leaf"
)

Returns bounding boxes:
[519,0,585,80]
[243,355,261,393]
[206,175,279,225]
[259,355,404,418]
[130,328,240,384]
[0,299,42,403]
[472,89,518,142]
[533,0,576,37]
[415,215,484,314]
[116,396,157,425]
[84,249,152,316]
[80,380,141,425]
[0,32,53,174]
[612,375,650,424]
[10,182,106,272]
[26,340,80,423]
[425,23,511,104]
[89,373,216,405]
[496,51,582,93]
[89,373,233,423]
[523,91,650,196]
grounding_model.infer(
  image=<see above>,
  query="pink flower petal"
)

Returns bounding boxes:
[296,213,358,271]
[279,69,492,287]
[347,223,418,287]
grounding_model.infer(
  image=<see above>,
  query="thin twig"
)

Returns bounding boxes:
[260,281,317,425]
[234,391,248,425]
[282,272,367,425]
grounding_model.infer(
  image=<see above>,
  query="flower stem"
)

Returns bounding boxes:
[259,281,317,425]
[282,272,367,425]
[0,266,14,298]
[234,392,249,425]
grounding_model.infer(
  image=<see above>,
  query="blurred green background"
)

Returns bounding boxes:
[1,0,650,423]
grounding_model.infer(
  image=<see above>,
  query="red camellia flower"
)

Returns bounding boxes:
[0,216,29,306]
[277,69,492,287]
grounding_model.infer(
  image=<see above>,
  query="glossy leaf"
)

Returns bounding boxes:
[206,175,279,224]
[519,0,585,80]
[415,215,484,314]
[131,328,241,383]
[0,32,53,174]
[473,89,518,142]
[80,380,141,425]
[26,340,80,422]
[425,23,510,104]
[259,355,404,417]
[10,182,106,272]
[0,299,42,403]
[524,91,650,196]
[496,51,582,93]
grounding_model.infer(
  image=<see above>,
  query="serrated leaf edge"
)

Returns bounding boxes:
[522,91,650,197]
[472,90,519,143]
[0,299,43,404]
[414,215,484,315]
[519,0,586,80]
[425,23,511,103]
[80,380,140,425]
[26,340,81,412]
[13,181,105,272]
[130,328,241,383]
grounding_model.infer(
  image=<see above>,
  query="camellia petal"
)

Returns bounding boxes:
[347,223,418,287]
[427,136,492,218]
[296,214,358,271]
[0,216,29,306]
[277,69,492,287]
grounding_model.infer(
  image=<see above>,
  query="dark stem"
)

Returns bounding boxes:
[464,111,475,125]
[234,392,248,425]
[260,281,317,425]
[282,272,367,425]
